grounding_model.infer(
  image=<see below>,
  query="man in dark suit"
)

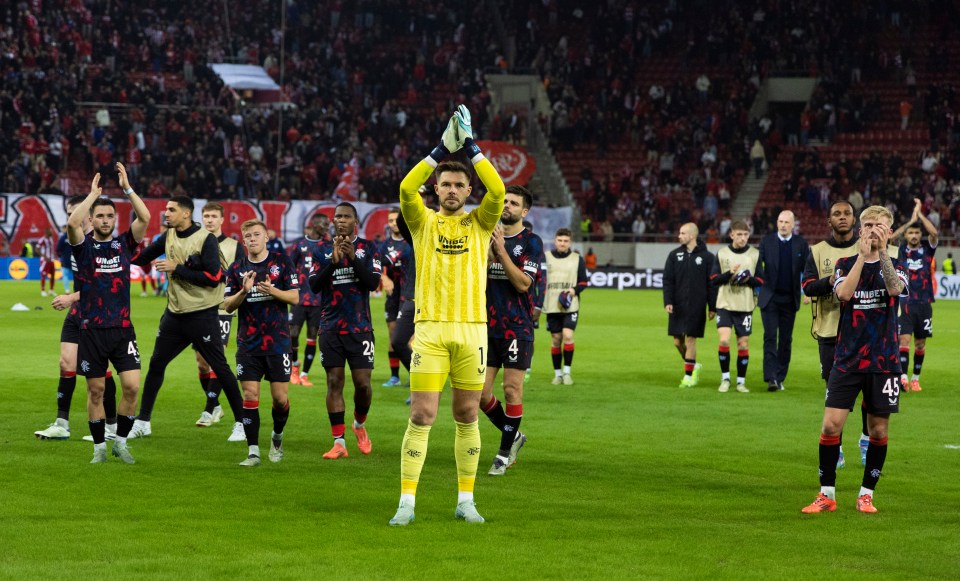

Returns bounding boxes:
[756,210,810,391]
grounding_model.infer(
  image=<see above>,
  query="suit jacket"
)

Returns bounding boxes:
[755,232,810,310]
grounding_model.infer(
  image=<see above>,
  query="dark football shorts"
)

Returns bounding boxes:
[236,353,292,383]
[546,312,579,333]
[219,314,234,346]
[78,327,140,377]
[384,292,401,323]
[825,370,900,415]
[320,331,375,369]
[716,309,755,336]
[898,302,933,338]
[289,305,322,331]
[818,339,837,381]
[391,300,416,351]
[61,311,81,344]
[487,337,533,369]
[668,309,706,338]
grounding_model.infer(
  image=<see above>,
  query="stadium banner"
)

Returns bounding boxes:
[0,194,571,255]
[937,275,960,300]
[587,268,664,290]
[2,257,40,280]
[476,141,537,186]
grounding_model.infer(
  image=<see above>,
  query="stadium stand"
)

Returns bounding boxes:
[3,0,960,240]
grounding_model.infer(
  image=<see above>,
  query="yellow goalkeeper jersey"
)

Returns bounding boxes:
[399,158,505,323]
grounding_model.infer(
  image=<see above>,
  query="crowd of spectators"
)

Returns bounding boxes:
[1,0,502,202]
[502,0,960,239]
[3,0,960,243]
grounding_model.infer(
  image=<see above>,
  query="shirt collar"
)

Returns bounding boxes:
[777,233,792,242]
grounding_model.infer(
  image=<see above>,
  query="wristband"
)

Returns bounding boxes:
[123,187,135,196]
[463,138,482,162]
[428,143,450,165]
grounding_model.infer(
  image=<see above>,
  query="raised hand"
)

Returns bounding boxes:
[454,104,473,140]
[331,236,343,263]
[90,173,102,196]
[116,162,131,190]
[255,276,275,297]
[873,221,892,249]
[441,115,461,153]
[490,224,506,259]
[338,236,356,262]
[242,270,256,293]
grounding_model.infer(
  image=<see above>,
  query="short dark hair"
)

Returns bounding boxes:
[336,202,358,219]
[730,220,750,232]
[905,222,923,231]
[67,194,86,208]
[435,161,471,182]
[830,200,854,213]
[555,227,573,238]
[387,207,400,216]
[90,197,116,214]
[506,185,533,210]
[170,195,194,212]
[202,202,224,216]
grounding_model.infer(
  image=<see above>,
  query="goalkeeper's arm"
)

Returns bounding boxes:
[399,114,464,233]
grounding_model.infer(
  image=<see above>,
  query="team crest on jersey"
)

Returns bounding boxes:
[111,240,121,250]
[356,247,366,259]
[512,245,523,257]
[270,264,281,278]
[695,256,702,265]
[461,217,472,227]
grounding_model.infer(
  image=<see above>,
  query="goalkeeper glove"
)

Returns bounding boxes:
[428,119,453,164]
[441,115,461,153]
[454,104,473,139]
[455,105,483,159]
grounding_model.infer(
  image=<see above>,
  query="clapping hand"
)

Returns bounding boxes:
[116,162,131,191]
[256,276,275,297]
[241,270,256,293]
[89,173,102,196]
[490,224,506,260]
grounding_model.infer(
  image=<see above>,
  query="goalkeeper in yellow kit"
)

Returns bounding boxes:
[389,105,505,526]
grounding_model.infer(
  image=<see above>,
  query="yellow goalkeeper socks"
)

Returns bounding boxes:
[400,420,431,497]
[454,420,481,503]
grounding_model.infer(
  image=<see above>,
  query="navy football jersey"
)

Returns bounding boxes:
[64,233,86,325]
[381,236,412,294]
[898,240,937,304]
[288,236,323,307]
[532,244,547,310]
[832,256,909,373]
[225,252,299,355]
[486,229,544,340]
[400,252,416,302]
[72,230,137,329]
[312,237,383,334]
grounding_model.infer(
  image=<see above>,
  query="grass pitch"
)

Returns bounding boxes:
[2,280,960,579]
